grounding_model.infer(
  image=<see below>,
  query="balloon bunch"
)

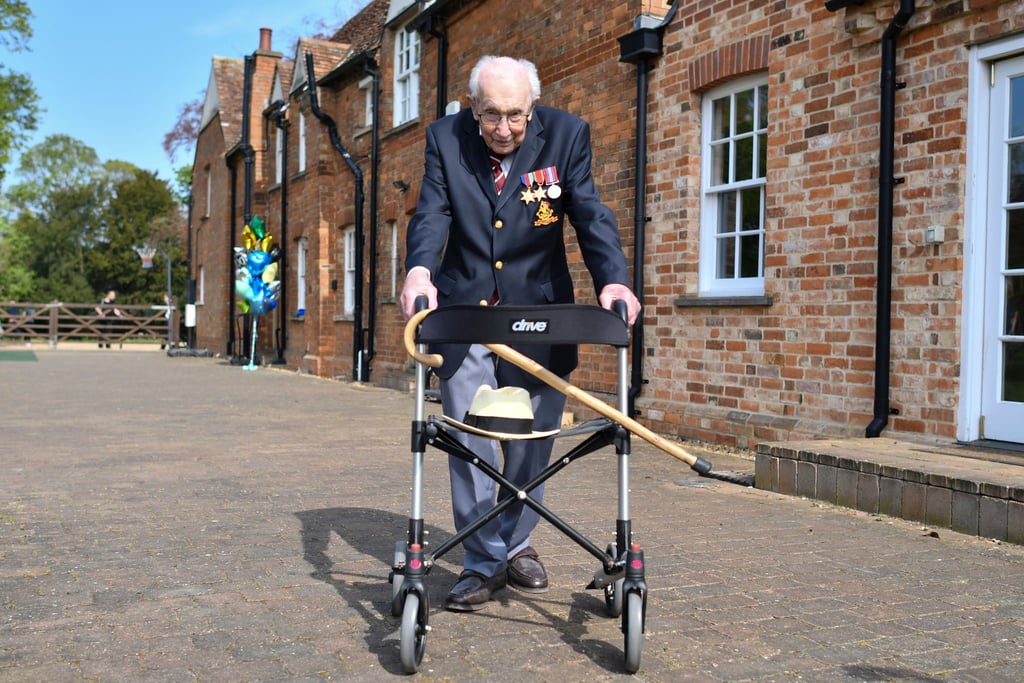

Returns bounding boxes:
[234,216,281,316]
[234,216,280,370]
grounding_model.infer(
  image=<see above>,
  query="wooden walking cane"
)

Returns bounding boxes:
[404,308,751,484]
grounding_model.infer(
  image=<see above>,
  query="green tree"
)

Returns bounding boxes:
[88,167,184,304]
[0,0,38,185]
[4,135,184,304]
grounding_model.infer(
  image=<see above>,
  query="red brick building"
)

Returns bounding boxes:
[190,0,1024,456]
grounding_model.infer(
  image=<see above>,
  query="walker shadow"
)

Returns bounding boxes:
[295,506,627,673]
[294,506,458,674]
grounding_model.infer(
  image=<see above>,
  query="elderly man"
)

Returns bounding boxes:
[401,55,640,611]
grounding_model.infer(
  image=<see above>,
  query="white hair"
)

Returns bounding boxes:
[469,56,542,101]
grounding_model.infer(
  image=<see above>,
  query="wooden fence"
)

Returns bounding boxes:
[1,301,178,348]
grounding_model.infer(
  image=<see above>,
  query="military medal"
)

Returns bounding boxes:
[520,165,561,205]
[542,166,561,198]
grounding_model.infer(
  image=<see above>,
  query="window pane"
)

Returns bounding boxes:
[735,135,753,181]
[757,132,767,179]
[736,88,755,134]
[740,187,762,231]
[1011,141,1024,204]
[758,85,768,129]
[1006,276,1024,335]
[717,190,736,234]
[1008,209,1024,269]
[1011,75,1024,139]
[1003,342,1024,401]
[717,235,736,279]
[740,234,761,278]
[712,96,730,140]
[712,141,730,185]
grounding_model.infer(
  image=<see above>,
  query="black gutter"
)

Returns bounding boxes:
[227,161,239,358]
[270,100,289,363]
[242,55,255,226]
[185,190,196,350]
[424,17,448,120]
[227,54,256,364]
[362,53,381,375]
[305,50,369,382]
[866,0,916,437]
[617,4,679,418]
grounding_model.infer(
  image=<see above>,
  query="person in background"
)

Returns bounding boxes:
[95,290,123,349]
[400,55,641,611]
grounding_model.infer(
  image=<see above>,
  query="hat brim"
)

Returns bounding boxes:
[439,415,559,441]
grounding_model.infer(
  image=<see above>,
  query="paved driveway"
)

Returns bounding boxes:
[1,349,1022,681]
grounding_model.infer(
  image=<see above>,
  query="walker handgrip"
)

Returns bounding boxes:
[612,299,627,323]
[404,308,444,368]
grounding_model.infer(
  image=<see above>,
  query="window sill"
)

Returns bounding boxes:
[332,314,354,323]
[674,295,772,308]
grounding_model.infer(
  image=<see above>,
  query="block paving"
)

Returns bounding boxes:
[1,347,1022,681]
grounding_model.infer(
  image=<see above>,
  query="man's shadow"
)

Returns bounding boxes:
[294,506,459,674]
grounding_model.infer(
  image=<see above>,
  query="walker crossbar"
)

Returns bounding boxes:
[421,416,624,573]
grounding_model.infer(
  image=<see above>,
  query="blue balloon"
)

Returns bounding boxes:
[247,250,271,277]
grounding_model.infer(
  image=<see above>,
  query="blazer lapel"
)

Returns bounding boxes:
[498,113,545,212]
[458,112,499,201]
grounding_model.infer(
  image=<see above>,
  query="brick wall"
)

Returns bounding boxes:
[193,0,1024,451]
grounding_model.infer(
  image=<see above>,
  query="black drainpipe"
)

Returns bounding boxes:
[305,51,369,382]
[363,53,381,377]
[423,17,448,120]
[270,100,289,363]
[617,4,678,418]
[854,1,916,437]
[227,161,239,358]
[230,54,256,365]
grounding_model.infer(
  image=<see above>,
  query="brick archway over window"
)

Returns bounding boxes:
[688,35,770,92]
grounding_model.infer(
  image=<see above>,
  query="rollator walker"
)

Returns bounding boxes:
[392,299,648,674]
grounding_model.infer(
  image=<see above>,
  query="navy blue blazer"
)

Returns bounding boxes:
[406,105,631,379]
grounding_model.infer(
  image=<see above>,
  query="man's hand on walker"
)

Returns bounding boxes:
[599,283,641,326]
[400,267,438,320]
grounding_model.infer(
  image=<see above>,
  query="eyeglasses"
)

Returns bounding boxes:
[476,110,530,127]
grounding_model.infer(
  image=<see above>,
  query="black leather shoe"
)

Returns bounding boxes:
[507,546,548,593]
[445,570,506,612]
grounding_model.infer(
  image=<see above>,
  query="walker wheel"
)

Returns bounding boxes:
[391,541,406,617]
[399,593,427,673]
[623,591,643,673]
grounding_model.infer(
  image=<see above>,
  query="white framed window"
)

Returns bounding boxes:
[359,76,374,127]
[197,264,205,305]
[343,226,356,316]
[274,126,284,184]
[699,74,768,297]
[297,112,307,173]
[393,24,420,126]
[296,237,308,314]
[388,220,399,298]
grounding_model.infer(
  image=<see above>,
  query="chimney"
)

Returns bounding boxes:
[259,28,272,52]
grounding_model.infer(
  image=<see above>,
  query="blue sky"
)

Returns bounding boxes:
[3,0,367,187]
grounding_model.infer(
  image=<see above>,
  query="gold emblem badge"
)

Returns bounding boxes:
[533,201,558,227]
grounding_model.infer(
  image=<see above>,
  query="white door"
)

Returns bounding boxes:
[980,56,1024,442]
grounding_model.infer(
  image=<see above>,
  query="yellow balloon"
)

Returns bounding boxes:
[260,235,274,252]
[262,262,279,283]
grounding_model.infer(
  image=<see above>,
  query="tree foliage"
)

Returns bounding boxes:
[0,0,38,185]
[0,135,185,305]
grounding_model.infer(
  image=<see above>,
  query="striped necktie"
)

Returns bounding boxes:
[489,153,506,194]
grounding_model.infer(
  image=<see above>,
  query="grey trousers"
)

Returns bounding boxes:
[440,343,567,578]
